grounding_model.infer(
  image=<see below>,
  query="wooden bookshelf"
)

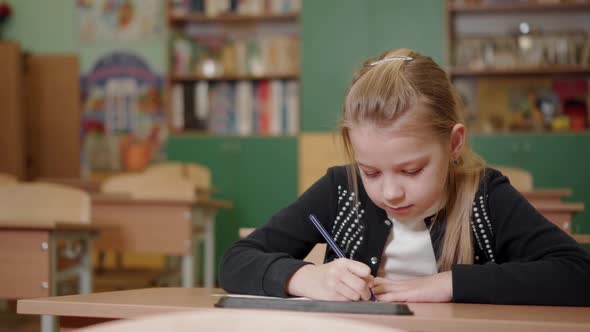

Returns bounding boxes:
[169,13,298,24]
[170,73,299,83]
[450,66,590,78]
[445,0,590,133]
[166,0,301,136]
[449,2,590,14]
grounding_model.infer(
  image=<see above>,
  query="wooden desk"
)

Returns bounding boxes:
[530,201,584,233]
[1,222,96,332]
[522,188,572,205]
[38,178,103,194]
[17,287,590,332]
[91,195,232,288]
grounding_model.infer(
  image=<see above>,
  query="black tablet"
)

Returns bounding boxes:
[214,296,413,315]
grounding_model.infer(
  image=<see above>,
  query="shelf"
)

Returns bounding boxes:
[171,130,298,138]
[450,66,590,78]
[170,73,299,82]
[169,13,298,24]
[449,2,590,14]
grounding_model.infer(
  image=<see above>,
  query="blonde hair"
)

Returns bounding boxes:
[339,49,486,271]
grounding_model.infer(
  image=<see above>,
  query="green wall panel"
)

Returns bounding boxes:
[166,135,299,280]
[4,0,167,72]
[301,0,444,132]
[471,133,590,234]
[368,0,444,64]
[301,0,370,132]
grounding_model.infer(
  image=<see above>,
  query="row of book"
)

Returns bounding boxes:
[172,32,299,77]
[170,0,301,17]
[170,80,299,135]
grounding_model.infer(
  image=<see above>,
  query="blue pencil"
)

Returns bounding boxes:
[308,214,376,301]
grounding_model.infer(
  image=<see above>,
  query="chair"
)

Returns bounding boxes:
[0,182,94,332]
[0,172,17,185]
[101,173,196,200]
[144,162,212,198]
[76,309,405,332]
[0,182,90,225]
[493,165,533,192]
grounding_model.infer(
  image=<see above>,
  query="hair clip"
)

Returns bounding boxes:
[369,56,413,66]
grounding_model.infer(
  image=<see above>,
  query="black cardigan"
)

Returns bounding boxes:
[219,166,590,306]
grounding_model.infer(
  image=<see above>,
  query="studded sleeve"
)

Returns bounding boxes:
[452,173,590,305]
[218,167,346,297]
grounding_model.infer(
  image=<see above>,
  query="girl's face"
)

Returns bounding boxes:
[349,117,463,222]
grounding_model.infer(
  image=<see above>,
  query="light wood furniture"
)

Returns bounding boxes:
[0,42,26,180]
[166,1,300,134]
[77,310,405,332]
[531,202,587,243]
[298,133,348,194]
[521,188,572,205]
[493,165,533,192]
[144,162,212,197]
[0,42,81,180]
[92,194,232,288]
[0,183,96,332]
[0,172,18,185]
[24,54,81,180]
[18,287,590,332]
[445,1,590,77]
[37,177,103,194]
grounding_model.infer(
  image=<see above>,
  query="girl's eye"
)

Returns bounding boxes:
[403,168,423,176]
[362,170,381,178]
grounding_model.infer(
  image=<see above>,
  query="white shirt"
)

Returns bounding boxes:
[377,205,441,280]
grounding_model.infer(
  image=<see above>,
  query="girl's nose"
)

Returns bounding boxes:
[383,176,404,203]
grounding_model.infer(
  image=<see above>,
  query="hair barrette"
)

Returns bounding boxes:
[369,56,413,66]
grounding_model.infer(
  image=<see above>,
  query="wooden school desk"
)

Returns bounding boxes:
[521,188,572,205]
[91,194,232,288]
[17,287,590,332]
[0,223,97,332]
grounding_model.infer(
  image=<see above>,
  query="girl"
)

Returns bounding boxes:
[219,49,590,305]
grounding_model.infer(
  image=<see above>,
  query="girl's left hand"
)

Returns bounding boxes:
[372,271,453,303]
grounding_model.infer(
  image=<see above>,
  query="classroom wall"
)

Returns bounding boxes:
[3,0,167,74]
[301,0,445,132]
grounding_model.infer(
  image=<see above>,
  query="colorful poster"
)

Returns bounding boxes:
[81,51,166,175]
[77,0,163,42]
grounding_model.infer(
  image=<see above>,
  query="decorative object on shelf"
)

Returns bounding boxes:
[77,0,164,42]
[447,0,590,133]
[0,1,13,39]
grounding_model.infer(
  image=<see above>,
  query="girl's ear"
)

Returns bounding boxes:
[450,123,466,160]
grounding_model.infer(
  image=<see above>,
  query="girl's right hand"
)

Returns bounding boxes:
[286,258,374,301]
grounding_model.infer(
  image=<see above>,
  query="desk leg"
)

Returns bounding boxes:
[79,238,92,294]
[41,314,56,332]
[181,253,194,288]
[203,209,215,288]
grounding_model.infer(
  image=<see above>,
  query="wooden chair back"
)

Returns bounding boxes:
[493,165,534,192]
[0,182,90,225]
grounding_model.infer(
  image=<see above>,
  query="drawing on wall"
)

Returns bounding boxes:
[81,51,167,174]
[77,0,163,42]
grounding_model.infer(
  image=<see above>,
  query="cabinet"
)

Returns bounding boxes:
[0,41,81,180]
[166,0,300,136]
[0,42,25,179]
[446,0,590,133]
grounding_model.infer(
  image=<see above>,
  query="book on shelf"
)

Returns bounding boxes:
[170,0,301,17]
[170,80,299,135]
